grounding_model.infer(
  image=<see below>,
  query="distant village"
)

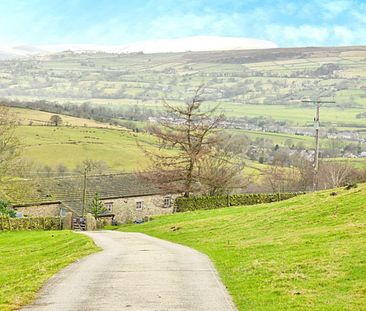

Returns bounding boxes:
[149,116,366,159]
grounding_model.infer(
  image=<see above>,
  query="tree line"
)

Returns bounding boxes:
[0,98,159,125]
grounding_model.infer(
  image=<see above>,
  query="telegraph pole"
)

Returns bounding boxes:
[82,166,87,218]
[302,99,335,190]
[314,102,321,176]
[81,160,93,218]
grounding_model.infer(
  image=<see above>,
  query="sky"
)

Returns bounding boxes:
[0,0,365,48]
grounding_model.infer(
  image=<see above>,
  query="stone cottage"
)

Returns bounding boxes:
[7,174,176,224]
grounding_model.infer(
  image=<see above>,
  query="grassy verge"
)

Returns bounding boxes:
[120,186,366,310]
[0,231,99,311]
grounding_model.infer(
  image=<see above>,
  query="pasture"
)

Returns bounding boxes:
[10,107,118,128]
[17,125,157,171]
[121,185,366,310]
[16,124,274,177]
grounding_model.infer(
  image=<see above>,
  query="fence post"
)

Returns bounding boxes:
[63,212,72,230]
[86,213,96,231]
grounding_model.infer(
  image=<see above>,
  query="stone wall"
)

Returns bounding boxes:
[14,203,61,217]
[104,194,175,224]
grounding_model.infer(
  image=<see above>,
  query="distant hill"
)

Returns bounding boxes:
[0,45,46,60]
[0,36,277,58]
[1,45,366,130]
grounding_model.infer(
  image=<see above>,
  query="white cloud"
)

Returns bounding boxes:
[265,24,330,46]
[333,26,356,45]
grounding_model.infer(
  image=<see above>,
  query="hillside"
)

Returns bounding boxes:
[1,45,366,130]
[121,186,366,310]
[15,124,273,178]
[9,107,118,128]
[8,107,275,175]
[16,125,159,172]
[5,108,160,172]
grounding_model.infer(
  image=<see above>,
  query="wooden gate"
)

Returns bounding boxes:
[72,217,86,231]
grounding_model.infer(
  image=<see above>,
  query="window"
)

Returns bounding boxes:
[104,202,114,212]
[136,200,143,210]
[164,196,172,208]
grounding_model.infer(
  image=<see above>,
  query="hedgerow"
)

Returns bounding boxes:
[175,192,303,212]
[0,216,62,231]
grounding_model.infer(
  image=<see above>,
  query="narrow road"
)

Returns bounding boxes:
[22,231,237,311]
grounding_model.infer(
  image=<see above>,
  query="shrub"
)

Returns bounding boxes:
[0,200,16,218]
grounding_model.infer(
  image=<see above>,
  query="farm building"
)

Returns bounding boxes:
[5,174,175,224]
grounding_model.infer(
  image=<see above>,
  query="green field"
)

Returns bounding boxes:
[0,231,99,311]
[218,103,366,127]
[17,125,158,171]
[17,124,273,177]
[10,107,119,128]
[121,185,366,310]
[230,129,318,147]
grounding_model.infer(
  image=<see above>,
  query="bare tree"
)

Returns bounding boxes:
[0,108,37,201]
[198,148,245,196]
[292,155,314,191]
[43,165,54,178]
[56,163,69,176]
[261,164,301,193]
[74,159,111,175]
[318,160,354,189]
[262,165,287,193]
[50,114,63,126]
[142,87,225,197]
[0,106,20,178]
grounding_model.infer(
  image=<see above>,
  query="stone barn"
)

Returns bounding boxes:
[7,174,176,224]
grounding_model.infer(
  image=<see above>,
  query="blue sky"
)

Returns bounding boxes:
[1,0,365,47]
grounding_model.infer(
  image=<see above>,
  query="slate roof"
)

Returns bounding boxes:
[8,173,163,216]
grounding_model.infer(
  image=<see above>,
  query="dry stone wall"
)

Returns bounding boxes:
[14,203,61,217]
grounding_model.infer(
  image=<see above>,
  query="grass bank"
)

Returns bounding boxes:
[120,186,366,310]
[0,231,99,311]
